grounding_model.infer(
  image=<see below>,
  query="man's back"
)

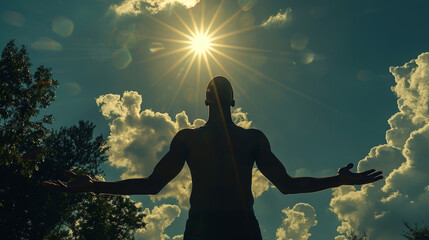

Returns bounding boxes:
[179,123,264,240]
[182,123,260,212]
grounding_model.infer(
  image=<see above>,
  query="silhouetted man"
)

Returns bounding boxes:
[44,76,383,240]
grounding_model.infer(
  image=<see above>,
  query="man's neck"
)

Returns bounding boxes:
[206,105,234,125]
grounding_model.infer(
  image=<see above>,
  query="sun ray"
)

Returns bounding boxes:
[195,53,202,114]
[223,56,260,84]
[210,48,313,97]
[209,48,353,118]
[152,49,195,86]
[205,0,224,35]
[208,10,241,38]
[206,50,252,103]
[140,1,364,126]
[144,35,191,44]
[150,15,193,40]
[203,51,213,78]
[200,1,205,34]
[141,46,192,63]
[174,11,196,38]
[207,50,274,125]
[210,25,259,41]
[209,43,273,53]
[189,8,199,34]
[209,47,272,79]
[167,52,198,111]
[216,47,294,66]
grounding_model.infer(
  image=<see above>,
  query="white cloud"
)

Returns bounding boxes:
[232,107,252,128]
[261,8,292,29]
[172,235,184,240]
[329,52,429,240]
[110,0,199,15]
[252,168,271,198]
[150,165,193,209]
[96,91,201,209]
[96,91,271,209]
[276,203,317,240]
[135,204,181,240]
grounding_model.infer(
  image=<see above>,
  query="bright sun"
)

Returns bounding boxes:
[145,1,283,110]
[190,33,212,54]
[144,1,331,117]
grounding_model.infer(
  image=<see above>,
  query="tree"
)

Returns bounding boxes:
[346,231,373,240]
[40,121,145,239]
[0,39,58,239]
[0,40,57,176]
[403,222,429,240]
[0,40,145,239]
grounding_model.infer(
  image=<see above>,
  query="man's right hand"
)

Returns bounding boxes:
[337,163,383,186]
[42,171,95,193]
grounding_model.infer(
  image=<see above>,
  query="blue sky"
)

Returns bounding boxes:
[2,0,429,239]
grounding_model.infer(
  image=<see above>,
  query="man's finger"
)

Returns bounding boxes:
[374,175,383,181]
[64,170,77,178]
[363,175,384,184]
[367,171,383,178]
[360,169,375,176]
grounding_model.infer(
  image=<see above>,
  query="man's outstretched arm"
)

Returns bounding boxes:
[253,130,383,194]
[43,130,188,195]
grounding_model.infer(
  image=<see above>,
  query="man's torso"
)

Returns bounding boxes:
[181,123,261,212]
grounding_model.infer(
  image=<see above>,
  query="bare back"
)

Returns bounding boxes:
[181,123,260,212]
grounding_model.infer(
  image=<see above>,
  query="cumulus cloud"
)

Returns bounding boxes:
[330,53,429,240]
[172,235,184,240]
[276,203,317,240]
[232,107,252,128]
[261,8,292,29]
[96,91,271,209]
[110,0,199,15]
[252,168,271,198]
[135,204,181,240]
[96,91,201,208]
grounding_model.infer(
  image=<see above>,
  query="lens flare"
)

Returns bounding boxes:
[142,1,343,120]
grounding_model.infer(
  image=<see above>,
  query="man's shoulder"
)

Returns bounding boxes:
[175,128,196,138]
[243,128,265,137]
[170,128,196,148]
[234,127,267,142]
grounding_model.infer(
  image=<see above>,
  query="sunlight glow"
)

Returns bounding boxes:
[141,1,344,118]
[190,33,212,55]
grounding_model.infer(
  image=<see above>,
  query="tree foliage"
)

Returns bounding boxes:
[0,40,57,176]
[40,122,146,240]
[346,231,373,240]
[344,223,429,240]
[403,222,429,240]
[0,40,145,239]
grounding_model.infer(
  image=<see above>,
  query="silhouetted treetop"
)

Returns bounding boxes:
[0,40,145,240]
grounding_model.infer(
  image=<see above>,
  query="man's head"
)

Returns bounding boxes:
[205,76,235,107]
